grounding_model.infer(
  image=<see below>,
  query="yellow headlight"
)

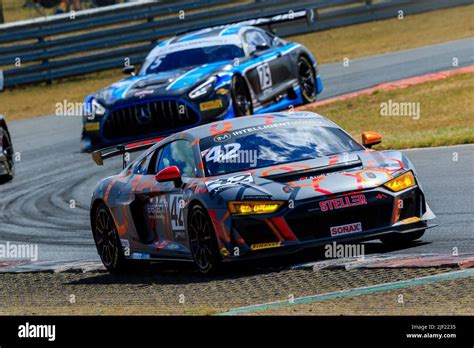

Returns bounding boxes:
[384,171,416,192]
[228,201,284,215]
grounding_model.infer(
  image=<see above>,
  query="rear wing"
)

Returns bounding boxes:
[234,9,315,30]
[92,137,163,169]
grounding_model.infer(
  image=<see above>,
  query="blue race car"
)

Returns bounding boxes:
[82,25,323,151]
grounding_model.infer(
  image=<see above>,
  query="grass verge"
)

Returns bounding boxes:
[292,3,474,64]
[308,72,474,149]
[0,4,473,124]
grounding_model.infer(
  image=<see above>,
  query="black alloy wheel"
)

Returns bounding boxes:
[188,205,221,274]
[93,203,127,273]
[0,130,14,183]
[298,56,317,104]
[231,75,253,116]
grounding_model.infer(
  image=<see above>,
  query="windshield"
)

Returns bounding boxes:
[200,121,364,177]
[140,45,245,75]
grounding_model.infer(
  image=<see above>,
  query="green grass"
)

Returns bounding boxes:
[292,4,474,64]
[307,72,474,149]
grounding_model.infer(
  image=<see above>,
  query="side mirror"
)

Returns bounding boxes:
[122,65,135,76]
[252,43,270,54]
[155,166,182,184]
[361,131,382,148]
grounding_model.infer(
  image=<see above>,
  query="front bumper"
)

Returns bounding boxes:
[223,220,435,262]
[219,186,434,261]
[82,93,232,151]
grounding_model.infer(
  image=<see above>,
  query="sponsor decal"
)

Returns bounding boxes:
[399,216,421,224]
[131,252,151,260]
[135,89,154,98]
[366,171,376,179]
[330,222,362,236]
[300,170,343,181]
[250,241,282,251]
[205,173,253,192]
[85,122,100,132]
[214,133,231,142]
[243,195,272,200]
[148,36,241,57]
[216,88,230,95]
[229,119,323,137]
[146,196,168,219]
[375,193,388,200]
[200,99,223,111]
[220,246,230,257]
[319,194,367,212]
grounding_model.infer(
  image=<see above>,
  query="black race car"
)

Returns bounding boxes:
[0,115,14,183]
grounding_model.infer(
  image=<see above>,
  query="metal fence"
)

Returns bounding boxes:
[0,0,472,90]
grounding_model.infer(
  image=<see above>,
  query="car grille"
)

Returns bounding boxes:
[286,195,394,241]
[103,99,200,139]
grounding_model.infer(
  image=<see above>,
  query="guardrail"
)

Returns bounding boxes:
[0,0,472,90]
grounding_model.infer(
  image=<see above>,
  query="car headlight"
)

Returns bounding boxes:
[189,76,217,99]
[228,201,285,215]
[85,98,106,120]
[383,171,416,192]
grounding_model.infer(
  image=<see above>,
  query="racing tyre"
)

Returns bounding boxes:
[188,205,221,274]
[380,230,425,246]
[0,130,14,183]
[231,75,253,116]
[298,56,317,104]
[92,203,129,274]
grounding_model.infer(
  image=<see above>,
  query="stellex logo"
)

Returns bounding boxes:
[319,194,367,212]
[18,322,56,341]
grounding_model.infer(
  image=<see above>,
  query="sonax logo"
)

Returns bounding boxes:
[330,222,362,236]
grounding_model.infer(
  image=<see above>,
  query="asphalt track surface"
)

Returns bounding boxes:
[1,38,473,264]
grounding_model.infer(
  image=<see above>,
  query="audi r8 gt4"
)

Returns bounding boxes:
[90,111,436,274]
[0,114,14,183]
[82,25,322,151]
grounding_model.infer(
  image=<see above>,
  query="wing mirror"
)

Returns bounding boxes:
[361,131,382,148]
[155,166,182,185]
[251,43,270,55]
[122,65,136,76]
[255,43,270,51]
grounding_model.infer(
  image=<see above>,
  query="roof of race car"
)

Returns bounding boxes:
[146,25,250,58]
[170,25,249,43]
[172,111,337,141]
